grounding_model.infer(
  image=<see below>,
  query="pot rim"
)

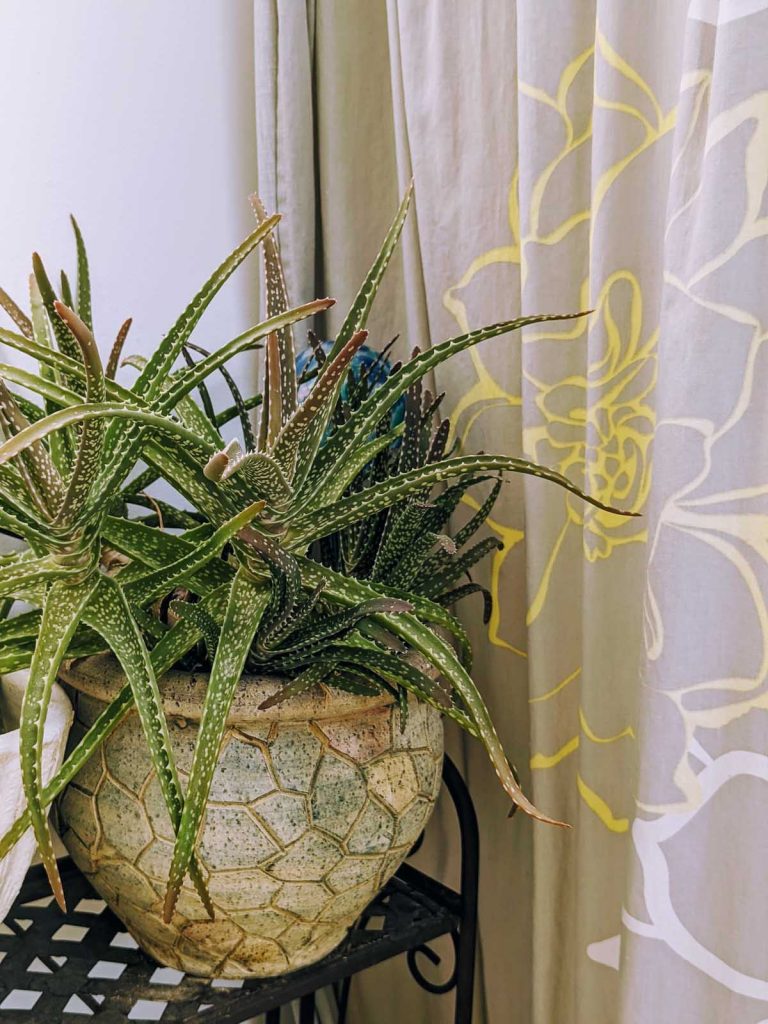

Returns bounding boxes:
[59,653,397,725]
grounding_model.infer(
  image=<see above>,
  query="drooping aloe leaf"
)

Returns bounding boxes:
[325,182,413,363]
[437,582,493,623]
[0,402,212,473]
[0,584,233,863]
[292,452,635,547]
[163,570,269,920]
[256,661,328,710]
[81,574,214,917]
[20,575,98,908]
[70,215,92,330]
[453,479,503,549]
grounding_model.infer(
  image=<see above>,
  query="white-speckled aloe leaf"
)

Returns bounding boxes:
[133,215,281,401]
[250,194,297,426]
[0,378,64,517]
[31,253,83,393]
[81,574,214,917]
[0,584,232,863]
[297,422,403,514]
[163,570,270,921]
[292,452,637,547]
[69,216,92,331]
[0,553,79,599]
[325,182,413,364]
[20,575,98,909]
[51,302,106,525]
[123,501,264,608]
[271,329,368,485]
[304,312,588,496]
[0,286,33,338]
[0,402,211,475]
[275,553,558,822]
[158,298,333,415]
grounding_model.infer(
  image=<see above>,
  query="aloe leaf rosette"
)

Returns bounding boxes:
[0,189,638,916]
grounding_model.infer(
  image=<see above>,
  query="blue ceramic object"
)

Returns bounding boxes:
[295,341,405,428]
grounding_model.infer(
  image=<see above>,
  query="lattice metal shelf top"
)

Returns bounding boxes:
[0,859,459,1023]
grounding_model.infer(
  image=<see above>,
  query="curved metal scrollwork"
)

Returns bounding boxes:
[406,929,461,994]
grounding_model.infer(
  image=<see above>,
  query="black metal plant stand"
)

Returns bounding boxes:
[0,756,478,1023]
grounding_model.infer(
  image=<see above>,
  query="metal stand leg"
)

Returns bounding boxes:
[438,757,480,1024]
[298,992,315,1023]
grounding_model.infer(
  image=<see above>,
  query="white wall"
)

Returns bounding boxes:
[0,0,260,402]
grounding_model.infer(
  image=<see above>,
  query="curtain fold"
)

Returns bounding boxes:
[253,3,768,1021]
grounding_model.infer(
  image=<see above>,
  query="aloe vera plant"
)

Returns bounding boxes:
[0,188,635,923]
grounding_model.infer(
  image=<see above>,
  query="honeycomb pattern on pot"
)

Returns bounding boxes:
[57,692,443,978]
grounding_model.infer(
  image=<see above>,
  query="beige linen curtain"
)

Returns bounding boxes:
[253,3,768,1022]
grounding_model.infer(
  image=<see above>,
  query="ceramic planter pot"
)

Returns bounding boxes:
[0,671,73,921]
[57,655,443,978]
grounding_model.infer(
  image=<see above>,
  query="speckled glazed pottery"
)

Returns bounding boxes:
[56,655,443,978]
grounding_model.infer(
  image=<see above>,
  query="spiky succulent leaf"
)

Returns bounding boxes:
[81,574,214,916]
[164,570,269,920]
[70,215,92,330]
[20,576,97,908]
[325,182,412,363]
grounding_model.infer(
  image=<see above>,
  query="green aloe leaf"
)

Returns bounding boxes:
[306,312,588,492]
[0,584,233,864]
[51,302,106,524]
[31,253,83,390]
[133,215,281,401]
[292,453,635,546]
[325,182,413,363]
[20,576,97,908]
[159,299,333,415]
[0,402,212,473]
[0,554,78,598]
[70,216,92,330]
[300,422,404,512]
[0,379,64,518]
[257,661,328,710]
[105,318,132,380]
[163,570,269,920]
[271,329,369,485]
[81,575,214,917]
[250,195,297,433]
[453,479,502,548]
[0,287,33,338]
[419,536,503,598]
[123,501,264,607]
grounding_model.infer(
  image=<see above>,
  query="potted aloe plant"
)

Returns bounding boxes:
[0,189,632,977]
